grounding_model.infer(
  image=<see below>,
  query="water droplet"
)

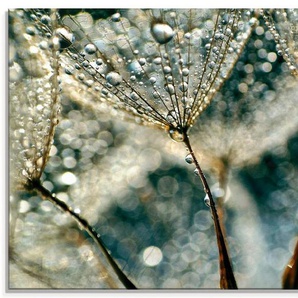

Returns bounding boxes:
[138,58,146,65]
[165,84,175,95]
[153,57,162,65]
[101,88,109,96]
[41,15,51,25]
[185,154,193,164]
[153,91,160,99]
[96,58,103,65]
[169,128,184,142]
[151,23,175,44]
[164,66,171,74]
[54,27,75,49]
[167,76,173,83]
[149,76,157,84]
[133,50,139,55]
[226,28,232,36]
[106,72,122,86]
[194,168,199,176]
[65,66,74,75]
[204,195,211,207]
[182,68,189,76]
[179,82,188,92]
[84,43,97,55]
[78,73,85,80]
[111,13,121,22]
[208,61,215,69]
[205,43,211,50]
[130,91,139,101]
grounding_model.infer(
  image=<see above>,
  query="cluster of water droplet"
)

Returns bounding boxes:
[10,9,62,184]
[56,9,257,142]
[260,9,298,76]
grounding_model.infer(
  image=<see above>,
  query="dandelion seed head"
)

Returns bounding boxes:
[56,9,256,140]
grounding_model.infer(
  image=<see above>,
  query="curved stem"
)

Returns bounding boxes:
[182,132,237,289]
[26,179,137,290]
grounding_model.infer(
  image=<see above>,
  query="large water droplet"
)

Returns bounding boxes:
[169,128,184,142]
[84,43,97,55]
[106,72,122,86]
[185,153,193,164]
[151,23,175,44]
[54,27,75,49]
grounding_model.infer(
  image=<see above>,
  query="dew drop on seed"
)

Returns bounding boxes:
[153,57,162,65]
[182,68,189,76]
[167,76,173,83]
[164,66,172,74]
[84,43,97,55]
[165,84,175,95]
[149,76,157,84]
[151,23,175,44]
[169,128,184,142]
[78,73,85,80]
[111,13,121,22]
[106,72,122,86]
[208,61,215,69]
[204,195,211,207]
[96,58,103,65]
[179,82,188,92]
[54,27,75,49]
[185,153,193,164]
[153,91,160,99]
[226,28,232,36]
[41,15,51,25]
[130,91,139,101]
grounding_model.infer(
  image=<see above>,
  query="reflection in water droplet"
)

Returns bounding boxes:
[169,128,184,142]
[204,195,211,207]
[151,23,175,44]
[106,72,122,86]
[84,43,97,55]
[130,91,139,101]
[111,13,121,22]
[54,27,75,49]
[185,153,193,164]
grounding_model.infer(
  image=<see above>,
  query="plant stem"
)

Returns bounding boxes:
[183,132,237,289]
[26,179,137,290]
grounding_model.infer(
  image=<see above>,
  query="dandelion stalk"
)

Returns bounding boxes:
[182,130,237,289]
[25,179,137,290]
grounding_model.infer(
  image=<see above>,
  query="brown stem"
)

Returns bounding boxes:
[25,179,137,290]
[183,132,237,289]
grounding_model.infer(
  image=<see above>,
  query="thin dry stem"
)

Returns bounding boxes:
[182,132,237,289]
[25,179,137,290]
